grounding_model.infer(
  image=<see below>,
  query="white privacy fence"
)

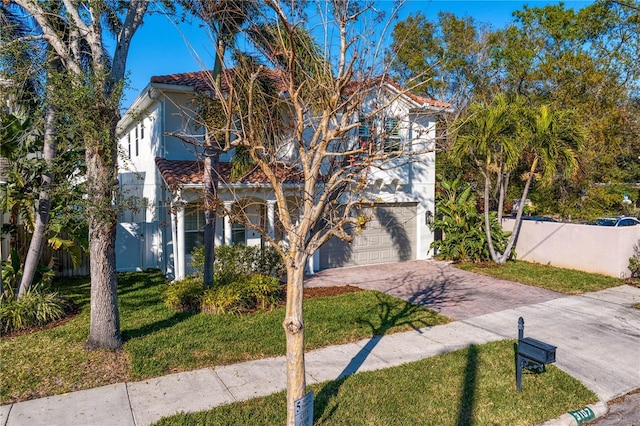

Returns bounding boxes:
[502,218,640,278]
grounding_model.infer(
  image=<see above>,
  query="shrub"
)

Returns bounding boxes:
[200,274,283,315]
[201,283,246,314]
[190,244,286,284]
[430,175,511,263]
[0,286,72,335]
[244,274,282,311]
[629,240,640,279]
[163,278,204,312]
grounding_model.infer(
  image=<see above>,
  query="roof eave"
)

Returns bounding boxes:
[181,182,303,190]
[117,82,196,136]
[411,104,455,114]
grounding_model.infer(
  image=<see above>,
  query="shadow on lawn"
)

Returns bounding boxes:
[456,344,479,426]
[122,311,196,341]
[313,272,461,422]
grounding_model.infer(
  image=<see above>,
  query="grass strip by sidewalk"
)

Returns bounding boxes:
[457,260,624,294]
[154,340,598,426]
[0,270,449,404]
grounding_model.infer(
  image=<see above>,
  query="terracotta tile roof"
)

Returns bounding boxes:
[151,70,220,92]
[150,68,288,95]
[150,69,450,109]
[350,75,452,109]
[155,157,304,189]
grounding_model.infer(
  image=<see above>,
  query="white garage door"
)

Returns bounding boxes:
[319,203,417,269]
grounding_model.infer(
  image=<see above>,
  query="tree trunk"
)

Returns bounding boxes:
[18,105,56,298]
[84,133,122,350]
[499,157,539,264]
[483,170,499,263]
[202,39,225,287]
[497,171,510,223]
[203,146,219,287]
[284,257,307,425]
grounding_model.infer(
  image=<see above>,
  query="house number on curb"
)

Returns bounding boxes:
[569,407,595,424]
[294,391,313,426]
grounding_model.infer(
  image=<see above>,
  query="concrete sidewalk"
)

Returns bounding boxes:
[2,267,639,425]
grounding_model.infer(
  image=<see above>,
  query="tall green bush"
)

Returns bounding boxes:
[169,244,285,314]
[430,175,511,262]
[190,244,286,284]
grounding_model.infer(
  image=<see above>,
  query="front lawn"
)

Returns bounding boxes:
[0,270,449,404]
[457,260,624,294]
[154,340,598,426]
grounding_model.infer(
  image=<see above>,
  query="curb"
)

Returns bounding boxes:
[539,401,608,426]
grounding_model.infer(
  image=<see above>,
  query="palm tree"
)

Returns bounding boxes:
[504,105,583,262]
[178,0,259,287]
[451,93,521,262]
[452,96,583,263]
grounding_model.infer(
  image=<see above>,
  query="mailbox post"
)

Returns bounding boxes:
[516,317,557,392]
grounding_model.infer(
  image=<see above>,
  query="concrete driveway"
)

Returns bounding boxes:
[306,260,640,402]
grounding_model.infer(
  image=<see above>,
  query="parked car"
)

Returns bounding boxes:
[595,217,640,227]
[520,216,559,222]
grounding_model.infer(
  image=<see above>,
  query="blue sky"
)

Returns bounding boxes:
[122,0,594,109]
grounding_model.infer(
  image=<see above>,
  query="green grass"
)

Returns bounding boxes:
[153,340,598,426]
[0,270,449,404]
[457,260,624,294]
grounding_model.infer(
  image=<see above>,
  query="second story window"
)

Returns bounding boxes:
[358,117,375,141]
[383,117,401,152]
[127,133,131,158]
[135,125,139,156]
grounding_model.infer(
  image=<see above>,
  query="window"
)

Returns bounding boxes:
[184,205,204,255]
[127,133,131,158]
[140,121,145,139]
[358,117,374,140]
[383,117,401,152]
[231,222,245,245]
[135,125,139,156]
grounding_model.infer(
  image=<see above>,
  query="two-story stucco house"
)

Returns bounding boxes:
[115,70,450,279]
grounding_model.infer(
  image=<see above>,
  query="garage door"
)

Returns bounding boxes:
[319,203,417,269]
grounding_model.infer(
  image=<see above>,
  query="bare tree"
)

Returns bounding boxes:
[188,1,444,423]
[8,0,149,349]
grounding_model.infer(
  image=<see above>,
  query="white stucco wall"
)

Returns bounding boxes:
[503,218,640,278]
[116,79,443,276]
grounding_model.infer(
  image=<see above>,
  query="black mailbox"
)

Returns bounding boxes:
[518,337,556,364]
[516,317,556,392]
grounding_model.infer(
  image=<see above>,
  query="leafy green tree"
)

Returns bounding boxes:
[7,0,150,349]
[503,105,582,256]
[491,1,640,213]
[388,11,498,122]
[451,93,522,223]
[392,1,639,219]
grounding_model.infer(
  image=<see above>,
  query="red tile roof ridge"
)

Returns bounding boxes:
[149,69,450,109]
[155,157,303,189]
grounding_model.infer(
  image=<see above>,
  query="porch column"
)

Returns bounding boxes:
[223,201,232,246]
[266,200,276,239]
[176,203,185,280]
